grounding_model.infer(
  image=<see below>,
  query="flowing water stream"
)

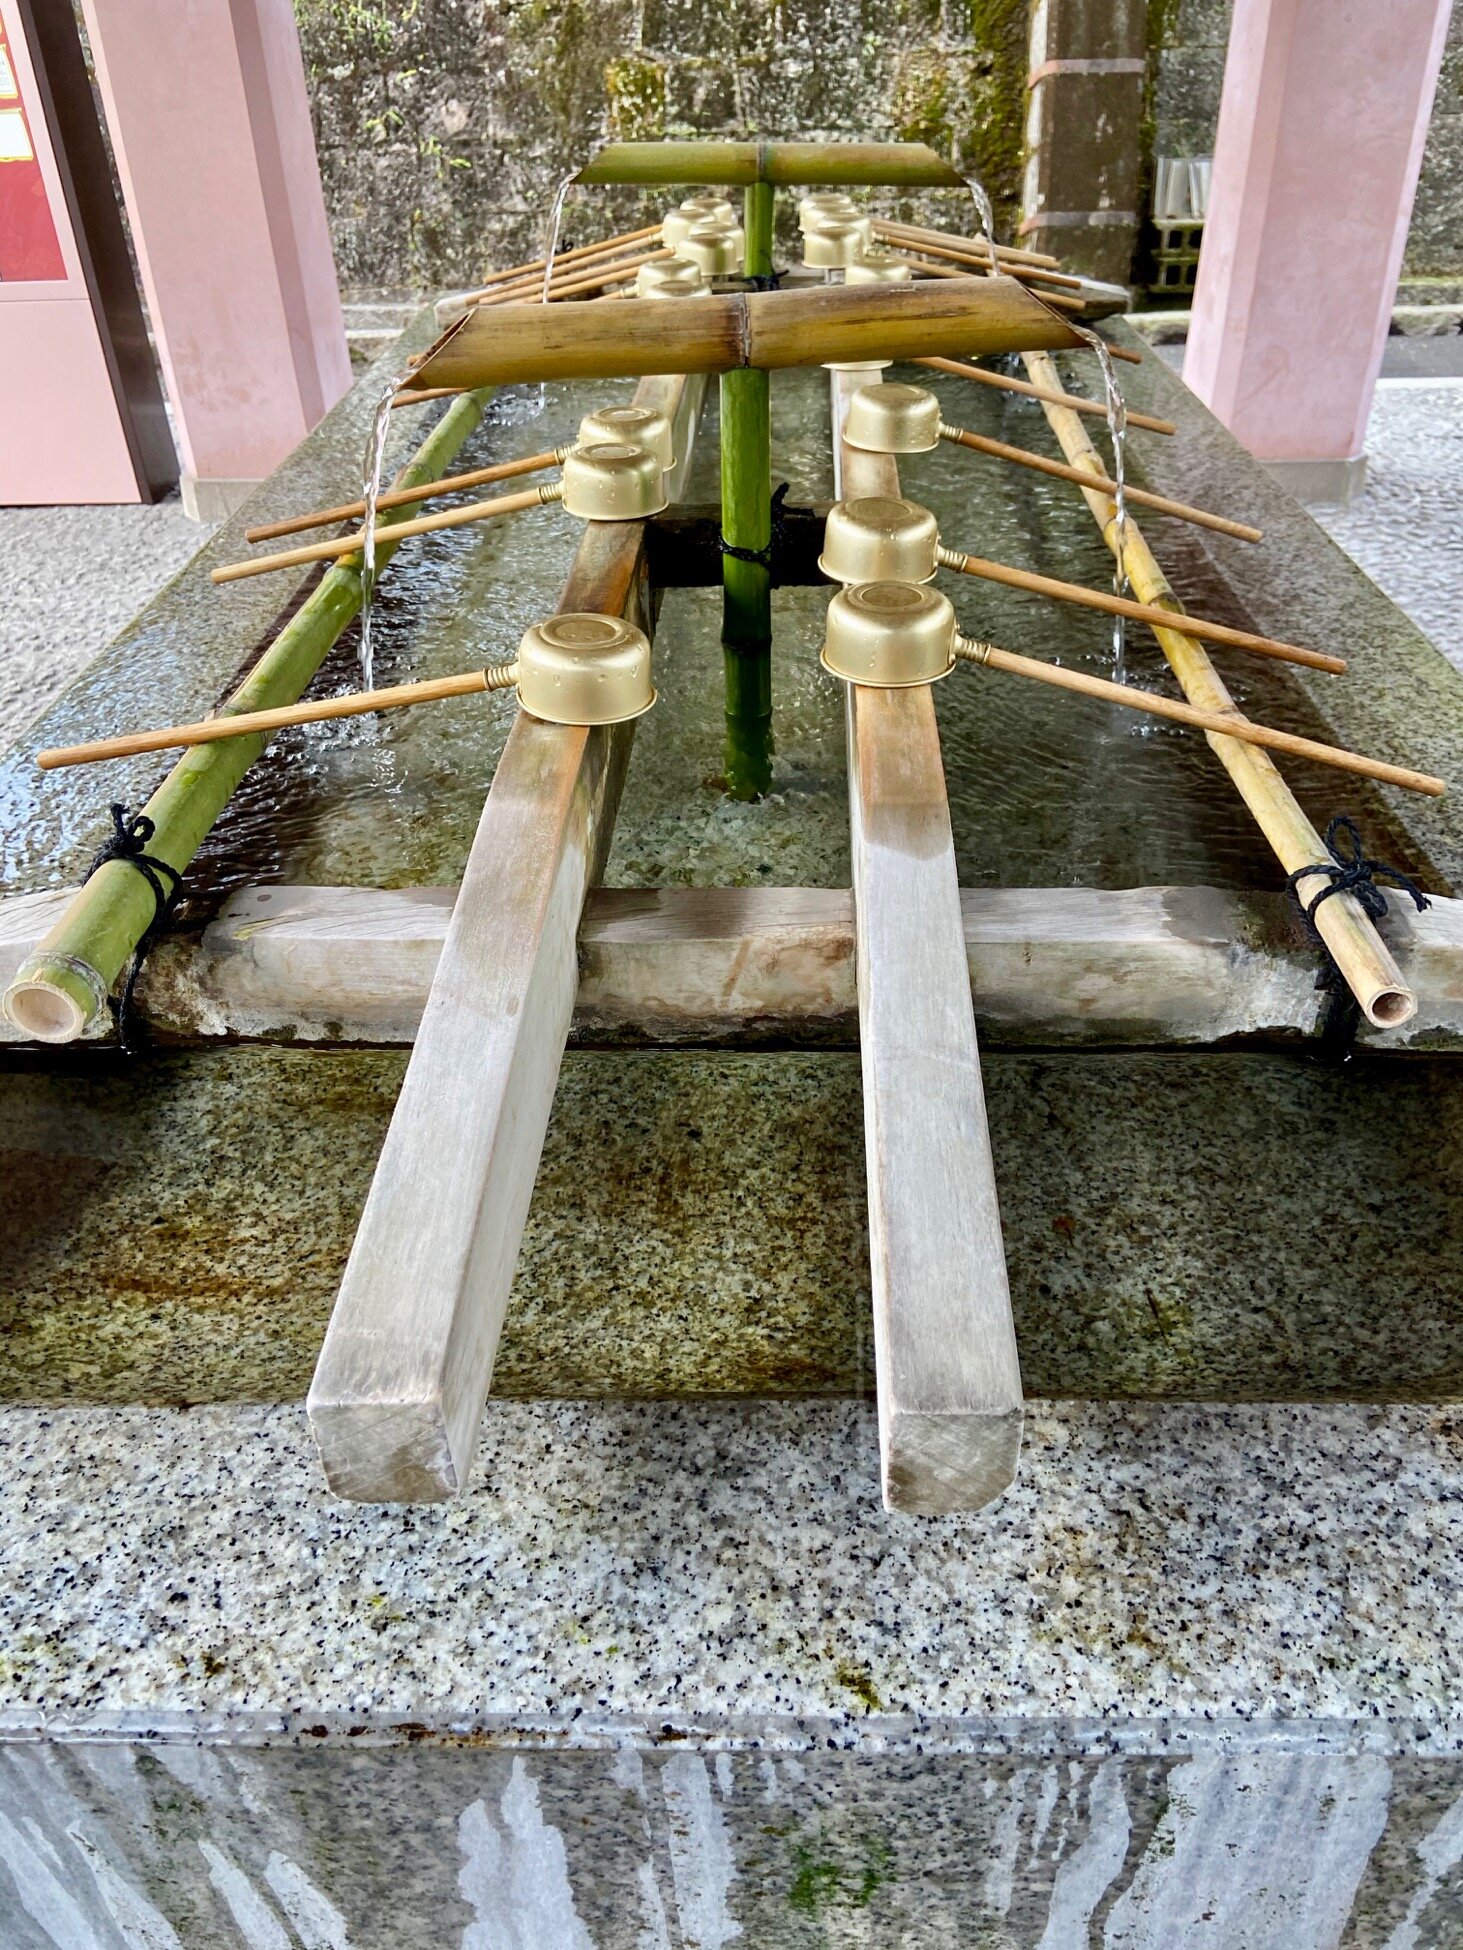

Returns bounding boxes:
[1072,326,1133,681]
[355,362,417,691]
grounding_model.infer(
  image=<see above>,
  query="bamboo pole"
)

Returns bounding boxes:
[952,642,1441,795]
[38,667,521,770]
[412,278,1084,391]
[576,140,965,189]
[1022,346,1424,1030]
[914,356,1177,437]
[937,422,1263,543]
[213,484,556,584]
[4,387,496,1044]
[721,179,776,800]
[460,223,664,301]
[244,448,565,543]
[938,549,1345,673]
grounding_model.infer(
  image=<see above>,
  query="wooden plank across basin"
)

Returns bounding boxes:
[831,366,1023,1515]
[304,373,703,1503]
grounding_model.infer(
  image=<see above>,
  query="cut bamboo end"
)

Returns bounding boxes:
[2,957,106,1043]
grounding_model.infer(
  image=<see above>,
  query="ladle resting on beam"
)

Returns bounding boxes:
[842,383,1261,544]
[815,498,1343,674]
[817,582,1443,797]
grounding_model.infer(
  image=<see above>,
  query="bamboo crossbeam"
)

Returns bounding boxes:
[577,140,965,188]
[915,356,1177,436]
[938,423,1262,543]
[1023,347,1424,1030]
[412,278,1084,391]
[213,484,555,583]
[244,448,565,544]
[870,217,1061,270]
[460,224,664,301]
[3,387,496,1044]
[938,550,1342,672]
[956,642,1441,795]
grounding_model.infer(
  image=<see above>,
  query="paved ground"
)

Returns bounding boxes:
[0,380,1459,753]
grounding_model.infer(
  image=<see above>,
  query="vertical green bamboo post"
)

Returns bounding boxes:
[720,179,775,800]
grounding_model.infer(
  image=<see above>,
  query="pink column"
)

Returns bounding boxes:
[1184,0,1452,504]
[80,0,352,519]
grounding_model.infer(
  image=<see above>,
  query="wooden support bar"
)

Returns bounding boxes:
[832,365,1023,1515]
[305,371,702,1503]
[6,880,1462,1050]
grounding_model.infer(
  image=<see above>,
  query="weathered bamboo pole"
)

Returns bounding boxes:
[213,483,556,583]
[410,278,1084,392]
[952,641,1441,794]
[938,423,1262,542]
[3,388,495,1043]
[915,356,1177,436]
[937,548,1344,673]
[721,179,776,800]
[1023,347,1422,1029]
[244,448,565,544]
[576,140,965,188]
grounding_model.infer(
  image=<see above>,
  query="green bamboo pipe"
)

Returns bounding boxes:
[721,180,776,801]
[5,387,494,1044]
[578,141,963,189]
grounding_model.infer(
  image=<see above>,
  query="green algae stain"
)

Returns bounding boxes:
[789,1833,893,1914]
[605,56,667,141]
[833,1657,882,1712]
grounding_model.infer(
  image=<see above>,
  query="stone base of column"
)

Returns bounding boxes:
[1261,453,1368,509]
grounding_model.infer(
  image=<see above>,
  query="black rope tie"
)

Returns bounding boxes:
[1286,814,1429,1048]
[740,271,783,292]
[719,480,797,570]
[85,804,184,1054]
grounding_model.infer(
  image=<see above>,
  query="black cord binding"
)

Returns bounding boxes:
[85,804,184,1054]
[719,481,796,569]
[1286,814,1429,1050]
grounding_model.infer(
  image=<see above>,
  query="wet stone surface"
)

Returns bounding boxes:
[2,1045,1460,1407]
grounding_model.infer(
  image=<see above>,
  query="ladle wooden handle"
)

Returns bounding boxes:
[244,448,566,544]
[914,356,1176,436]
[955,640,1444,796]
[213,485,557,584]
[938,424,1262,543]
[937,548,1344,673]
[37,666,521,770]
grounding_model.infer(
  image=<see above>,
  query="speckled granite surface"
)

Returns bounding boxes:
[1,1397,1459,1744]
[4,1047,1462,1407]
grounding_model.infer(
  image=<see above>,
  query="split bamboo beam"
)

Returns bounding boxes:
[411,278,1084,392]
[213,484,555,584]
[460,223,664,301]
[37,668,519,770]
[244,448,564,544]
[915,356,1176,437]
[1023,346,1425,1030]
[955,642,1441,795]
[937,549,1342,672]
[576,140,965,188]
[3,387,497,1044]
[938,423,1263,543]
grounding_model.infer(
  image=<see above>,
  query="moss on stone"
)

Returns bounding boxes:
[605,55,667,141]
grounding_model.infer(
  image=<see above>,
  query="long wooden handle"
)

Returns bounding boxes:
[244,449,564,544]
[873,224,1084,288]
[939,424,1262,543]
[957,641,1444,796]
[36,666,522,770]
[915,355,1176,436]
[870,218,1061,270]
[213,485,554,584]
[460,223,664,301]
[472,247,669,309]
[901,251,1090,313]
[939,548,1344,673]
